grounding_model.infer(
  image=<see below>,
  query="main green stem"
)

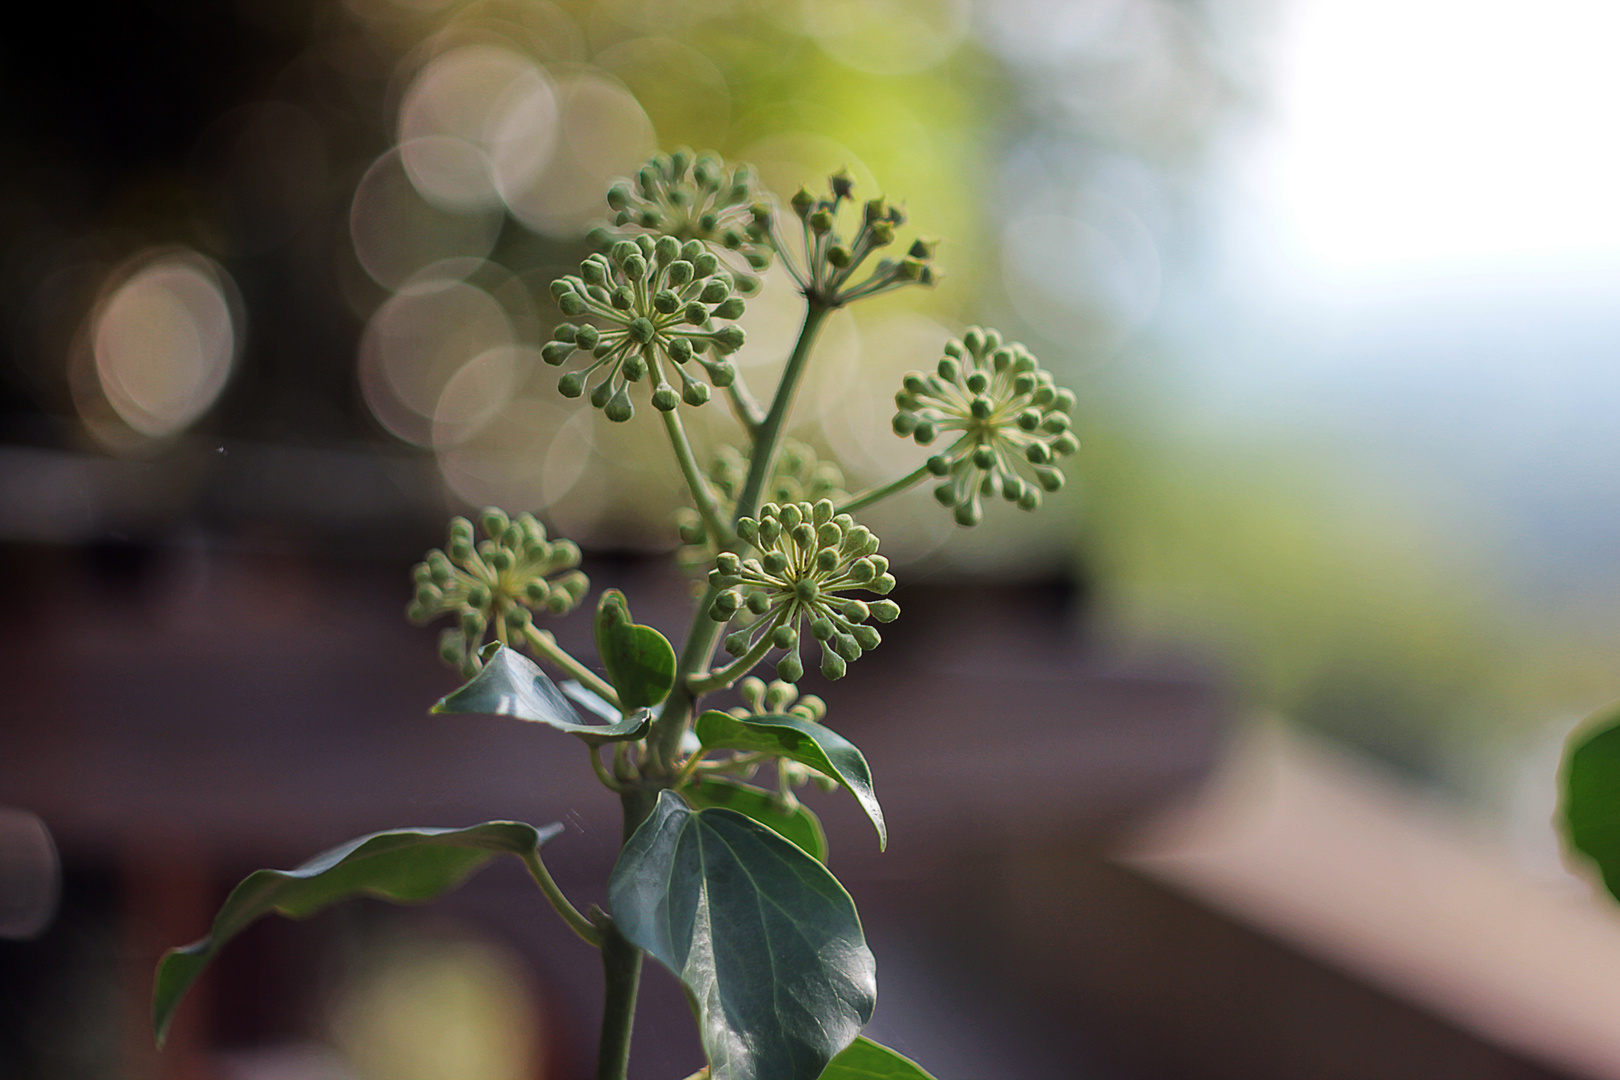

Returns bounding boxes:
[596,300,835,1080]
[645,300,833,773]
[597,787,656,1080]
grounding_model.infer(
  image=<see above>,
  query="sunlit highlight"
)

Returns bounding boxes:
[1268,0,1620,276]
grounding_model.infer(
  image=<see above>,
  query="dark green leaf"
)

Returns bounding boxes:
[433,644,650,745]
[819,1038,939,1080]
[1563,704,1620,901]
[696,712,886,850]
[609,792,874,1080]
[153,821,560,1046]
[594,589,677,711]
[685,777,828,863]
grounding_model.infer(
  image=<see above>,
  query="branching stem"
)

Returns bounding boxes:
[839,462,933,514]
[521,849,601,947]
[661,408,731,545]
[521,625,619,707]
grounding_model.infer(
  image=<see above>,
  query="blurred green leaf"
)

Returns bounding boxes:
[696,711,885,850]
[1562,703,1620,901]
[153,821,560,1046]
[684,776,828,863]
[609,792,874,1080]
[433,644,650,745]
[819,1037,939,1080]
[595,589,677,711]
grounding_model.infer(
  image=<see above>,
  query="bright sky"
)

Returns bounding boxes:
[1261,0,1620,279]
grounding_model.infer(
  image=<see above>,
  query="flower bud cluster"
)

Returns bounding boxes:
[784,169,939,305]
[408,508,588,677]
[893,327,1079,525]
[545,236,747,422]
[730,677,838,799]
[591,148,772,290]
[706,500,898,681]
[675,440,845,562]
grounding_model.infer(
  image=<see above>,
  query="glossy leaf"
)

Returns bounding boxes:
[609,792,875,1080]
[685,777,828,863]
[1563,703,1620,901]
[594,589,677,711]
[433,644,650,745]
[561,679,619,721]
[153,821,560,1045]
[696,712,886,850]
[819,1038,939,1080]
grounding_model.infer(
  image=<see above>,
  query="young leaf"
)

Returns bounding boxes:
[819,1037,940,1080]
[153,821,561,1046]
[1562,703,1620,901]
[695,712,886,850]
[594,589,678,710]
[685,777,829,863]
[609,792,875,1080]
[433,644,650,745]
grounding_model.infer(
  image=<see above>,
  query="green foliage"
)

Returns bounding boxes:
[695,710,885,850]
[433,643,651,744]
[594,590,679,711]
[157,151,1059,1080]
[820,1038,941,1080]
[153,822,559,1045]
[684,776,828,863]
[1562,704,1620,900]
[608,792,874,1080]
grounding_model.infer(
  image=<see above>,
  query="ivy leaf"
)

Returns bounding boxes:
[609,792,875,1080]
[594,589,677,711]
[684,777,828,863]
[695,712,886,850]
[433,644,650,745]
[153,821,560,1046]
[1562,703,1620,901]
[818,1037,939,1080]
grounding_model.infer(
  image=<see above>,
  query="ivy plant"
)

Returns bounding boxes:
[153,150,1080,1080]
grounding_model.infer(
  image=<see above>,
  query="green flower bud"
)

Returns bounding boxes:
[777,651,804,682]
[652,387,680,411]
[541,341,573,365]
[711,325,745,352]
[605,387,634,422]
[820,651,846,680]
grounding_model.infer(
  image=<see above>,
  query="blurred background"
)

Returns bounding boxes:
[6,0,1620,1076]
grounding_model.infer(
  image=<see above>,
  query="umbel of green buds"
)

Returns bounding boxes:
[707,500,899,681]
[592,148,773,288]
[544,236,747,422]
[408,508,588,677]
[675,440,845,560]
[893,327,1079,526]
[783,169,939,305]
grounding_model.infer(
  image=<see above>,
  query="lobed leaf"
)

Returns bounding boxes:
[609,792,875,1080]
[153,821,560,1046]
[433,644,650,744]
[685,777,828,863]
[594,589,678,711]
[695,712,886,849]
